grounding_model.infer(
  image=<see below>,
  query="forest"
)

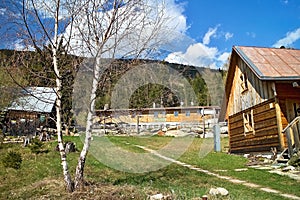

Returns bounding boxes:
[0,49,226,110]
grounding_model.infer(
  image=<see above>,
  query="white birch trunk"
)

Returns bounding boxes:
[52,0,74,192]
[74,57,101,189]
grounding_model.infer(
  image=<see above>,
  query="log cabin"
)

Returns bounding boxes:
[221,46,300,155]
[4,87,56,135]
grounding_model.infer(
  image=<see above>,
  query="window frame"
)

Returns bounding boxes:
[240,73,248,93]
[174,111,179,117]
[243,109,255,136]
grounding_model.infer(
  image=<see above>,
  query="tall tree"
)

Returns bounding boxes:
[69,0,180,189]
[3,0,182,192]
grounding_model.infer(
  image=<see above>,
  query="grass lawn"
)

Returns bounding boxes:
[0,135,299,199]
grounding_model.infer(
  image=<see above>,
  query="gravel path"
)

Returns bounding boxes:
[135,145,300,200]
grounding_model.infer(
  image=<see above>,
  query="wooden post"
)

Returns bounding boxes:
[275,100,285,151]
[286,128,293,157]
[137,115,140,134]
[213,124,221,152]
[292,125,300,152]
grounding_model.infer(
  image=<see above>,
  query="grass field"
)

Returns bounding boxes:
[0,135,299,199]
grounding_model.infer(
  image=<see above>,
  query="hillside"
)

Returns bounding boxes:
[0,49,226,110]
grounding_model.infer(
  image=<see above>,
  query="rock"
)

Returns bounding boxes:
[201,195,208,200]
[162,127,168,132]
[157,130,165,136]
[149,193,172,200]
[217,187,229,196]
[209,187,229,196]
[65,141,76,153]
[209,188,219,196]
[282,165,296,172]
[149,193,171,200]
[149,194,163,200]
[234,168,248,172]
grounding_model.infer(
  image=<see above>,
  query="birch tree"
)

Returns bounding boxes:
[5,0,81,192]
[4,0,185,192]
[69,0,182,189]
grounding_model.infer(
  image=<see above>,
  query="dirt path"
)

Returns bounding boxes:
[135,145,300,200]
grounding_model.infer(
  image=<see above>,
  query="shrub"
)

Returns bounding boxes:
[1,151,22,169]
[29,138,44,154]
[288,153,300,167]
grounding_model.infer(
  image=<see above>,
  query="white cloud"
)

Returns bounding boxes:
[62,0,189,58]
[165,42,230,68]
[165,26,231,68]
[272,28,300,48]
[0,8,6,15]
[218,52,230,62]
[225,32,233,41]
[13,39,35,51]
[203,25,219,45]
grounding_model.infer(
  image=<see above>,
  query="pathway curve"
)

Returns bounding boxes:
[135,145,300,200]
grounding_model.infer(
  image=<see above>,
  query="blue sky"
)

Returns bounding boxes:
[1,0,299,69]
[165,0,300,68]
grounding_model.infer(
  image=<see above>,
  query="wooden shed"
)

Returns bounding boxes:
[5,87,56,135]
[221,46,300,154]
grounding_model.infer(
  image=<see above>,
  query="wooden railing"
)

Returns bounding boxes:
[282,116,300,157]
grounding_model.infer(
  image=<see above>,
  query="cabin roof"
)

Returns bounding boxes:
[219,46,300,122]
[8,87,56,113]
[234,46,300,80]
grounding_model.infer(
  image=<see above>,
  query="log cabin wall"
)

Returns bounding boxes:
[276,82,300,122]
[229,98,281,153]
[227,57,275,117]
[223,46,300,154]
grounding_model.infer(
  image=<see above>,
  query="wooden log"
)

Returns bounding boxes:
[292,125,300,151]
[286,128,293,157]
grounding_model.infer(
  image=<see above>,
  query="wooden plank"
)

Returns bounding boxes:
[230,143,281,153]
[286,128,293,157]
[229,98,275,119]
[254,117,277,130]
[276,83,300,99]
[275,100,285,151]
[231,136,279,148]
[229,127,244,138]
[292,125,300,151]
[229,114,243,123]
[229,120,244,130]
[253,103,275,115]
[254,109,276,122]
[230,127,278,143]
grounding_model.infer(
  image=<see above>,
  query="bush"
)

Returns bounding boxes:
[29,138,44,154]
[1,151,22,169]
[288,153,300,167]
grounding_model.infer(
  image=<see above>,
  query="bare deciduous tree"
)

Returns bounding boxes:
[69,0,181,189]
[3,0,182,192]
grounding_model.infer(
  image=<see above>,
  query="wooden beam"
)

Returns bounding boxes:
[275,98,285,151]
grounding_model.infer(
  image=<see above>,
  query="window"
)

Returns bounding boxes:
[154,111,158,118]
[185,110,190,117]
[240,73,248,92]
[243,110,255,135]
[174,111,178,117]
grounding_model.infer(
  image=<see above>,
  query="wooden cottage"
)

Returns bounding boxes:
[221,46,300,154]
[5,87,56,135]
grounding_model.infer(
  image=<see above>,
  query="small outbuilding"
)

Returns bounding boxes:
[221,46,300,154]
[4,87,56,135]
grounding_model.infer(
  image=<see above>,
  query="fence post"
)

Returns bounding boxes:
[213,124,221,152]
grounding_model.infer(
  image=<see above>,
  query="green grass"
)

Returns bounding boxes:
[0,135,299,199]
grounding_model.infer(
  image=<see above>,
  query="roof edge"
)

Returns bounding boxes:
[233,46,264,78]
